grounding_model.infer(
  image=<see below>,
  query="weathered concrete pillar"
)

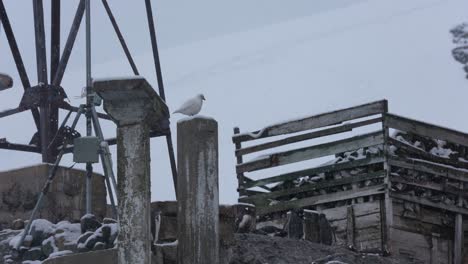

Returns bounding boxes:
[94,77,169,264]
[177,117,219,264]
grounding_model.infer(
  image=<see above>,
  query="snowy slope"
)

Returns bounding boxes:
[1,0,468,203]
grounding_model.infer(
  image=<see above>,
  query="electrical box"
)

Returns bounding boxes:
[73,136,100,163]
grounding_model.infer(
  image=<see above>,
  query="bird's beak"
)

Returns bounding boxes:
[202,96,206,101]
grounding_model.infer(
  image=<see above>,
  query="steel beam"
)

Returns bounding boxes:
[0,0,41,130]
[0,141,41,153]
[145,0,178,196]
[33,0,52,162]
[102,0,139,75]
[49,0,61,159]
[52,0,85,86]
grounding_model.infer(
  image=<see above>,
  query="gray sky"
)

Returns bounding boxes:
[1,0,468,204]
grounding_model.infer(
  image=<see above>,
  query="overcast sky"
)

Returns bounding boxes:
[1,0,468,204]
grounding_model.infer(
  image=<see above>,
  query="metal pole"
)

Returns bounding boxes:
[144,0,178,197]
[91,106,118,194]
[52,0,85,86]
[33,0,51,163]
[49,0,61,161]
[16,106,85,249]
[101,0,139,75]
[85,0,93,215]
[90,106,118,219]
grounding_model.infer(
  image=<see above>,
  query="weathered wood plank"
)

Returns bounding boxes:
[391,175,467,198]
[257,185,386,215]
[388,138,468,170]
[355,213,381,230]
[385,113,468,147]
[354,200,381,216]
[236,117,383,157]
[233,100,387,143]
[388,156,468,183]
[237,131,384,174]
[243,155,384,189]
[390,193,468,215]
[321,207,348,222]
[240,171,385,204]
[392,201,453,228]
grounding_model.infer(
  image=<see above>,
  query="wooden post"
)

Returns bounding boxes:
[381,104,393,254]
[454,183,463,264]
[286,210,303,239]
[234,127,246,197]
[304,210,320,243]
[177,117,219,264]
[347,206,356,249]
[431,233,439,264]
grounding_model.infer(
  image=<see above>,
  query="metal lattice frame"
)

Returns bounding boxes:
[0,1,177,189]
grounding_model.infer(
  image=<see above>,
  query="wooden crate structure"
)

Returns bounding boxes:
[233,100,468,263]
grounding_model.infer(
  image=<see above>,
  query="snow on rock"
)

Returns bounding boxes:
[48,250,73,259]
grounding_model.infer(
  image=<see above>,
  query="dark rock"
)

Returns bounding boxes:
[11,219,24,230]
[80,214,101,234]
[22,247,44,261]
[102,218,117,224]
[30,219,55,247]
[101,225,111,243]
[77,231,94,246]
[41,237,56,257]
[85,234,105,250]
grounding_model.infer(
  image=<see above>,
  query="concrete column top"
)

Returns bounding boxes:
[93,77,169,129]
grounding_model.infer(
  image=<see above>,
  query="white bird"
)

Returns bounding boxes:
[173,94,206,116]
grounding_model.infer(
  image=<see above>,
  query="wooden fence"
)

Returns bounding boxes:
[233,100,468,261]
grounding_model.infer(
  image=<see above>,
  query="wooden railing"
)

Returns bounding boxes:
[233,100,468,218]
[233,100,389,216]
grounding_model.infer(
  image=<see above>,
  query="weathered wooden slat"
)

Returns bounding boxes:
[388,156,468,183]
[243,155,385,189]
[385,113,468,147]
[257,185,386,215]
[233,100,387,143]
[391,175,468,198]
[236,117,383,157]
[388,138,468,169]
[237,131,384,174]
[390,193,468,215]
[240,171,385,204]
[355,213,381,230]
[354,200,381,216]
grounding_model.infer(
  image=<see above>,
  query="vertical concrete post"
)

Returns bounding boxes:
[94,77,169,264]
[177,117,219,264]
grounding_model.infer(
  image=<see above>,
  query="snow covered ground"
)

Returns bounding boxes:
[1,0,468,203]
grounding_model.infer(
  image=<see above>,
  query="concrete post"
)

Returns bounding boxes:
[177,117,219,264]
[94,77,169,264]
